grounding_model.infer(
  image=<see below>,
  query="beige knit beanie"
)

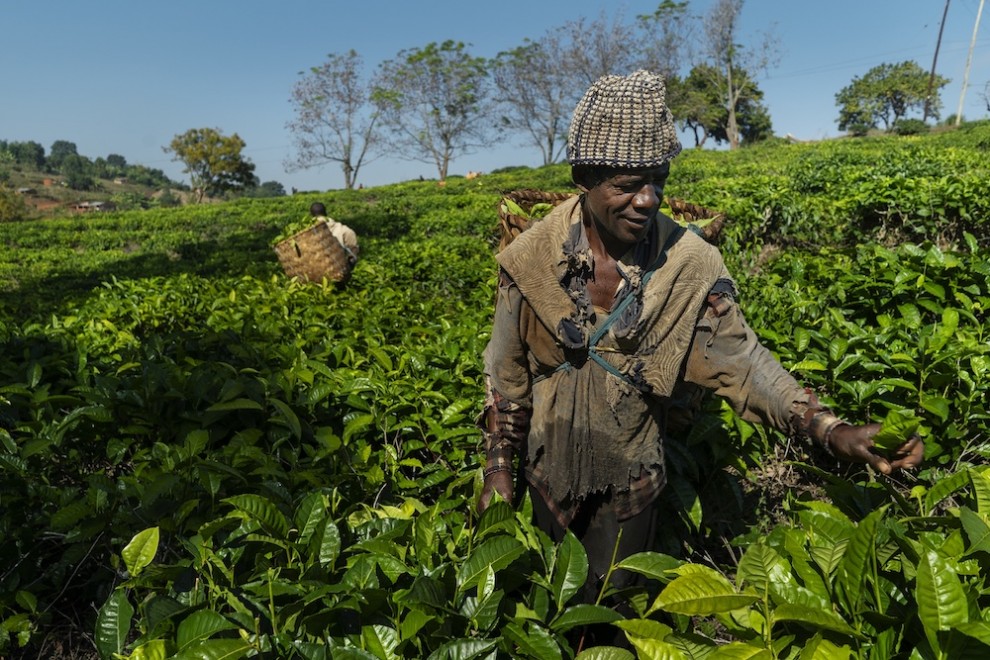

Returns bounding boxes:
[567,69,682,168]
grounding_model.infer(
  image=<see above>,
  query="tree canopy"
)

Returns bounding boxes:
[165,128,258,202]
[3,141,45,169]
[286,50,379,190]
[836,60,949,134]
[668,64,771,148]
[372,41,495,181]
[491,38,576,166]
[47,140,78,172]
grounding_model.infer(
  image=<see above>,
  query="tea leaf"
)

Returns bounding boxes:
[176,610,238,651]
[652,571,759,615]
[551,604,623,633]
[95,588,134,659]
[122,527,160,577]
[871,409,920,452]
[551,531,588,607]
[916,550,967,633]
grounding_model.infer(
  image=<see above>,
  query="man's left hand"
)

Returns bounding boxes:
[828,423,925,474]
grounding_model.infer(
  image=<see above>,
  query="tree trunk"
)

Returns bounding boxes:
[342,162,355,190]
[725,63,740,149]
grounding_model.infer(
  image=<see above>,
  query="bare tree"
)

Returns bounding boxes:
[983,80,990,113]
[562,10,641,86]
[636,0,695,79]
[700,0,779,148]
[286,50,379,190]
[489,6,694,168]
[492,35,578,166]
[372,41,495,181]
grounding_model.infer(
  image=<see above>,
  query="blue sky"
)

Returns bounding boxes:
[2,0,988,191]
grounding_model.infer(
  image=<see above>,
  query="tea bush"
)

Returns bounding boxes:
[1,127,989,658]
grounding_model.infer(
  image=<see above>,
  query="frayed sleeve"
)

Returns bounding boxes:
[683,285,813,436]
[482,269,533,407]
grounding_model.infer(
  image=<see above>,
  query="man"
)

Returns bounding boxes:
[310,202,359,267]
[478,70,923,606]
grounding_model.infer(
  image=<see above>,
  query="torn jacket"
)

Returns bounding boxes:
[482,195,815,527]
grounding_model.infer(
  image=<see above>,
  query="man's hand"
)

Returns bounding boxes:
[828,423,925,474]
[478,470,514,512]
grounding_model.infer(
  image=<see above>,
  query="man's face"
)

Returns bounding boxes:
[582,164,670,247]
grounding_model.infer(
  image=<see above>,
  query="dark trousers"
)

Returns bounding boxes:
[530,486,659,647]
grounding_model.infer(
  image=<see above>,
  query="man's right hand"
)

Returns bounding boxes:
[478,471,514,512]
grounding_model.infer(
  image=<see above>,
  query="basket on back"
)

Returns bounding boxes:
[497,190,576,252]
[496,189,727,252]
[274,221,353,283]
[665,197,726,244]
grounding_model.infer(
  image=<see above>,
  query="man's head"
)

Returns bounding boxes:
[310,202,327,217]
[567,69,680,174]
[567,71,680,250]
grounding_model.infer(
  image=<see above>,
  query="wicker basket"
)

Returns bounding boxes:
[496,190,727,251]
[665,197,726,244]
[496,189,576,252]
[274,221,352,283]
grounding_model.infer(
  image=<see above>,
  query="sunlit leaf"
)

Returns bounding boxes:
[871,410,920,453]
[706,641,772,658]
[171,638,253,659]
[551,531,588,607]
[551,604,623,633]
[122,527,160,577]
[736,543,790,593]
[837,508,883,612]
[651,571,759,616]
[916,550,967,633]
[773,603,860,637]
[575,648,635,660]
[970,470,990,517]
[616,552,682,582]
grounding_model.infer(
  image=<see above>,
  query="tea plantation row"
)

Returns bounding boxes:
[1,126,989,658]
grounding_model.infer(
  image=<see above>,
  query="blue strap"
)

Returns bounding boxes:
[534,228,681,386]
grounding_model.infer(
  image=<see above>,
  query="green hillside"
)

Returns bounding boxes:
[1,127,989,658]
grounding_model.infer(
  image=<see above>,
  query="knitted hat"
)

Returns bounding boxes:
[567,70,682,168]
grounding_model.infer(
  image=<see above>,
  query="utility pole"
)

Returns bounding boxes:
[956,0,986,126]
[925,0,952,123]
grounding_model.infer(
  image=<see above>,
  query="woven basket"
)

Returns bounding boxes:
[496,189,576,251]
[274,221,352,283]
[496,190,727,251]
[665,197,726,244]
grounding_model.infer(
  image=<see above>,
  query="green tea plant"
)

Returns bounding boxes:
[1,127,989,657]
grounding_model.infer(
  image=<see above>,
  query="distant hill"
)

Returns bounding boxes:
[3,166,191,217]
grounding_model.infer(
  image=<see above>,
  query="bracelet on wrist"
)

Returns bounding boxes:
[483,465,512,479]
[802,407,847,457]
[821,419,847,456]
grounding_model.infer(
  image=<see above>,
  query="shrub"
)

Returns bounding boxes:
[0,186,28,222]
[894,118,929,135]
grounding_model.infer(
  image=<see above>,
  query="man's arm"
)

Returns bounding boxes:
[478,385,529,510]
[683,282,923,472]
[478,270,534,511]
